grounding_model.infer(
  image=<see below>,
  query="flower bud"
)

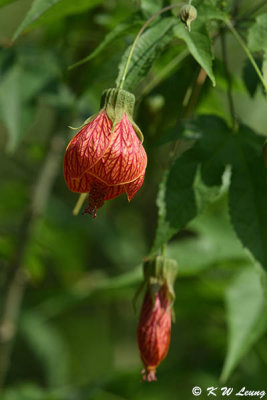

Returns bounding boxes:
[137,283,172,382]
[180,4,197,32]
[136,256,178,381]
[63,88,147,217]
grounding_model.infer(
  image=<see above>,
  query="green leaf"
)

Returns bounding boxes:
[0,0,17,7]
[36,266,143,319]
[160,115,233,185]
[263,52,267,86]
[242,57,263,97]
[229,125,267,270]
[221,267,267,382]
[12,0,63,41]
[0,66,28,151]
[247,14,267,90]
[151,149,199,253]
[20,312,69,387]
[69,19,142,70]
[196,3,228,23]
[167,194,249,276]
[0,58,59,150]
[29,0,103,29]
[140,0,163,17]
[116,17,176,91]
[174,23,216,86]
[192,115,233,186]
[152,115,233,252]
[2,383,64,400]
[248,13,267,52]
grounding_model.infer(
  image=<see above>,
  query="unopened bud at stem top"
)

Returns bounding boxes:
[180,4,197,32]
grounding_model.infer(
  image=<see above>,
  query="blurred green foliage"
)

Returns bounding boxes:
[0,0,267,399]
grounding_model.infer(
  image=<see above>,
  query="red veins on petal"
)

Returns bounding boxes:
[64,110,112,183]
[125,172,145,201]
[63,110,147,216]
[90,114,147,185]
[137,284,172,382]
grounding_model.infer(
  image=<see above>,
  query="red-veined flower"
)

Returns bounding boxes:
[64,88,147,217]
[136,256,178,381]
[137,283,172,382]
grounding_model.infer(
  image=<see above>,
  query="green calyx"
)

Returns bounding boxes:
[101,88,143,141]
[143,255,178,302]
[101,88,135,121]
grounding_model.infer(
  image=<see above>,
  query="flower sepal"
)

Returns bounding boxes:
[68,112,100,131]
[143,255,178,303]
[101,88,143,141]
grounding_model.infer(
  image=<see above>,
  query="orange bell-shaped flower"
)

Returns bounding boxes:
[64,88,147,217]
[136,256,178,381]
[137,283,172,382]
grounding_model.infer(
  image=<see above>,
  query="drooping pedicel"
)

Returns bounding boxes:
[64,88,147,217]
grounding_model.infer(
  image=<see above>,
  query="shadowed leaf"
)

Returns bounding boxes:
[221,267,267,382]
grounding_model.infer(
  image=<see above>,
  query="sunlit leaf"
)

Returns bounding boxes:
[12,0,63,40]
[248,13,267,52]
[0,57,59,150]
[0,66,30,151]
[174,22,216,86]
[140,0,163,17]
[29,0,103,28]
[116,17,176,91]
[247,14,267,88]
[196,3,228,22]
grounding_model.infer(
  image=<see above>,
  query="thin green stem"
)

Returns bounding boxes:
[161,244,166,257]
[118,3,183,90]
[73,193,87,216]
[225,20,267,94]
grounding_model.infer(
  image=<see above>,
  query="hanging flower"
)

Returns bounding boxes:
[137,283,172,382]
[136,256,178,382]
[63,88,147,217]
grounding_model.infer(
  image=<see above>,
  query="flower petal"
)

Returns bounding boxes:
[137,284,172,380]
[64,110,112,182]
[125,172,145,201]
[105,184,126,201]
[65,172,93,193]
[89,114,147,185]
